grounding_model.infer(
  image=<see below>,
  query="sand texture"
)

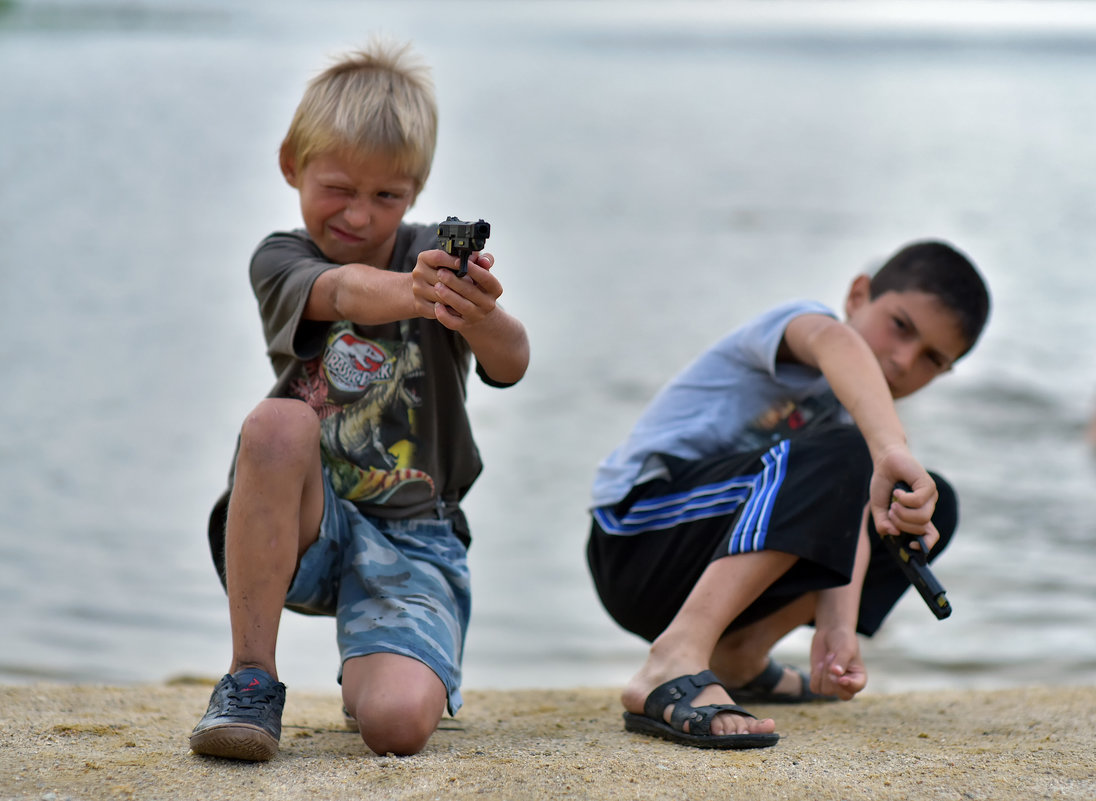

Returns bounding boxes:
[2,681,1094,800]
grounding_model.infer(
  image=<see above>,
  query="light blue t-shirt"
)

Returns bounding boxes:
[590,300,845,508]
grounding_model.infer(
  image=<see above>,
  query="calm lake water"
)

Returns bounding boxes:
[2,0,1095,696]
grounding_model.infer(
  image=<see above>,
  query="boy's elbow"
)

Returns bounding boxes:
[483,340,530,386]
[487,354,530,386]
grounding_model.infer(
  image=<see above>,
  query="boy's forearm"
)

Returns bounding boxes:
[304,260,529,383]
[306,263,419,326]
[789,315,937,541]
[815,520,871,632]
[461,308,530,385]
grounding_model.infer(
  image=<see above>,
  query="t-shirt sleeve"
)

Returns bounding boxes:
[734,299,837,380]
[250,231,335,362]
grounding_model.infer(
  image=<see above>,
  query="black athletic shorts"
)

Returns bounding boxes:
[587,425,956,642]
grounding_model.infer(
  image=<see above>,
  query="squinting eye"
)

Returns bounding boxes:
[923,350,949,369]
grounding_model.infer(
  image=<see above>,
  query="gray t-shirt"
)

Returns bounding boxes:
[590,299,846,508]
[249,223,500,526]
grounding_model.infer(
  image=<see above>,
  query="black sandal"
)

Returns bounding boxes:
[731,660,838,705]
[623,670,779,749]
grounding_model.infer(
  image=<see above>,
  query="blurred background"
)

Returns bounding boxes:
[2,0,1095,695]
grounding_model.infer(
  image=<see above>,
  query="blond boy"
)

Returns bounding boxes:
[190,41,529,761]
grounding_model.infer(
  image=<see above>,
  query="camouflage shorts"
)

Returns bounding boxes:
[285,474,471,714]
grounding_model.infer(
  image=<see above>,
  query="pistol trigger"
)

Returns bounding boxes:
[903,534,928,565]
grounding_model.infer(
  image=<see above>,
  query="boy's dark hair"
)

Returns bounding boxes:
[871,240,990,357]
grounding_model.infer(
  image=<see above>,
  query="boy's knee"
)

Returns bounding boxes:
[353,691,442,756]
[238,399,320,466]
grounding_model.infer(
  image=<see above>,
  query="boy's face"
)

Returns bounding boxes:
[281,147,416,267]
[844,276,969,399]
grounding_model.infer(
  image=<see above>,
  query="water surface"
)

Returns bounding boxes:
[2,0,1095,694]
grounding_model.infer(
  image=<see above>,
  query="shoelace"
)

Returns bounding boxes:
[223,686,281,718]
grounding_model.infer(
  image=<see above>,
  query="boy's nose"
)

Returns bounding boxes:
[891,342,918,373]
[342,199,371,228]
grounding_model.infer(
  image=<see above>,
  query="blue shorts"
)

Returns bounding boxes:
[284,474,471,715]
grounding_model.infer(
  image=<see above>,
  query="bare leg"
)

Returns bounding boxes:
[224,398,326,680]
[709,593,817,693]
[342,653,448,755]
[622,550,797,736]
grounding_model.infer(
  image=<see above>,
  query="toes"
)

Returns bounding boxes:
[678,684,777,736]
[710,710,776,736]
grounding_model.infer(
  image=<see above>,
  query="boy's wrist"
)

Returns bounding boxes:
[814,619,856,636]
[814,586,861,633]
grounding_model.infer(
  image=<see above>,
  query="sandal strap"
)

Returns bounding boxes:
[741,659,786,694]
[643,671,760,735]
[643,670,723,719]
[670,702,757,736]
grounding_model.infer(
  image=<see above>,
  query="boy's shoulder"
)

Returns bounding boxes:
[757,298,835,324]
[729,298,837,345]
[251,228,323,265]
[688,299,836,378]
[251,222,438,270]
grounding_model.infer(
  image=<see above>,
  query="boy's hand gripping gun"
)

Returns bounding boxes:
[436,217,491,277]
[871,482,952,620]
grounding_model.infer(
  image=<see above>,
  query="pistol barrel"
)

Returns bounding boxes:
[873,482,953,620]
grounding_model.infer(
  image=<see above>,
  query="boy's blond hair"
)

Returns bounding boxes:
[281,39,437,193]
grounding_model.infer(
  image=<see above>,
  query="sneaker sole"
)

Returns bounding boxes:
[190,723,279,761]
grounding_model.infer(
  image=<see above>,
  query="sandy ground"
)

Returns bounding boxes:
[1,680,1093,801]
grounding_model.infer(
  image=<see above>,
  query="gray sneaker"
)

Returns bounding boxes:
[189,668,286,761]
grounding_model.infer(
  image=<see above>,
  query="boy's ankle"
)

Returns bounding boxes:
[710,646,770,687]
[230,662,279,682]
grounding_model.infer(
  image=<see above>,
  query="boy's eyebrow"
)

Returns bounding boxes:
[894,307,918,335]
[313,169,353,182]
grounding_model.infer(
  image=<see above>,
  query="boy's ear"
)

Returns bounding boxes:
[279,141,300,187]
[844,274,873,317]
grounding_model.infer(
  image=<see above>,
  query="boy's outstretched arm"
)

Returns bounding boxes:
[810,511,871,700]
[780,314,938,547]
[412,250,529,385]
[301,250,529,384]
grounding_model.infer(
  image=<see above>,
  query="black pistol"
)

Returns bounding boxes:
[872,481,952,620]
[436,216,491,278]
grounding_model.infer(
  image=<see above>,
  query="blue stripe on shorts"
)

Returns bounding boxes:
[593,440,791,556]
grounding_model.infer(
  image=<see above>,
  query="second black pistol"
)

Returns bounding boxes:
[871,481,952,620]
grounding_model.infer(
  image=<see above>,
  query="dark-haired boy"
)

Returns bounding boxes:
[587,241,990,749]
